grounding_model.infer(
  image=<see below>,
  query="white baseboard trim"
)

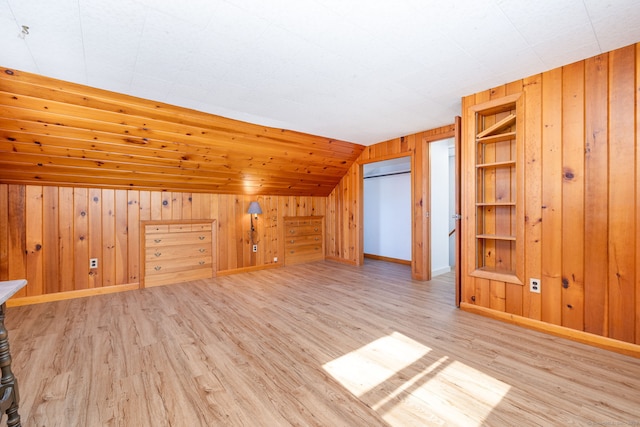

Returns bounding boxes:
[431,266,452,277]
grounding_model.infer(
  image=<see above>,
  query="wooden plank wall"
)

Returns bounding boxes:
[0,184,323,301]
[327,124,456,280]
[461,43,640,346]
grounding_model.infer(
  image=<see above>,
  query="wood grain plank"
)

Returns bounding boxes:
[115,190,129,285]
[181,193,192,219]
[636,43,640,345]
[42,186,60,294]
[88,188,102,288]
[58,187,74,292]
[73,187,89,290]
[461,95,476,304]
[607,45,636,343]
[540,68,563,325]
[561,61,585,330]
[8,185,27,293]
[128,190,140,285]
[101,189,116,287]
[138,190,151,221]
[150,191,162,220]
[25,185,43,296]
[521,74,542,319]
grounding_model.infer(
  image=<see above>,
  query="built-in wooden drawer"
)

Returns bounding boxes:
[141,220,215,287]
[283,216,324,266]
[285,234,322,247]
[145,256,212,276]
[146,224,170,234]
[146,231,211,248]
[145,244,211,262]
[285,224,322,236]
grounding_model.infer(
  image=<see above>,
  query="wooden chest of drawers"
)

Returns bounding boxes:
[142,220,215,287]
[283,216,324,265]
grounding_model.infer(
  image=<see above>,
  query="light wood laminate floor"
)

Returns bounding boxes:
[6,260,640,426]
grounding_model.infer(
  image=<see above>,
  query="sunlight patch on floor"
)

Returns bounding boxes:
[323,332,511,426]
[322,332,430,397]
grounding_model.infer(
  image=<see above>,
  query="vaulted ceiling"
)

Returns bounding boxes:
[2,0,640,146]
[0,68,362,196]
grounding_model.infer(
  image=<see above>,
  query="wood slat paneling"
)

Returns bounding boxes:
[0,184,326,301]
[607,45,636,343]
[540,68,563,326]
[461,42,640,346]
[0,68,364,197]
[561,60,585,330]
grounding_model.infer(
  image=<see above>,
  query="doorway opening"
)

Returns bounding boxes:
[363,157,412,265]
[429,137,455,277]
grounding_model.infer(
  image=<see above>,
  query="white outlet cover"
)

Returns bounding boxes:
[530,278,540,293]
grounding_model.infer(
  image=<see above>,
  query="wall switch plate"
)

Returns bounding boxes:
[252,244,258,253]
[90,258,98,269]
[530,278,541,293]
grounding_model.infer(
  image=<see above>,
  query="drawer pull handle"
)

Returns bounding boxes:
[314,227,319,231]
[154,239,162,243]
[289,230,295,234]
[199,236,205,240]
[290,239,295,243]
[199,248,206,253]
[154,266,162,271]
[290,250,295,254]
[315,237,319,241]
[199,261,205,265]
[154,252,161,257]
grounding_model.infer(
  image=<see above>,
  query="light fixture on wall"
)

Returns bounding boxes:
[247,201,262,245]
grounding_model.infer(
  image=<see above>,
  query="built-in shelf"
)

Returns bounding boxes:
[476,234,516,241]
[476,202,516,207]
[476,132,517,144]
[472,95,522,285]
[470,266,522,285]
[476,160,516,169]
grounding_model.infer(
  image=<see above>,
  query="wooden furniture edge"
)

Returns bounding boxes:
[460,302,640,358]
[7,283,139,307]
[140,219,217,225]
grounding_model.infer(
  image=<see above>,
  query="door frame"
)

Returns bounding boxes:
[420,118,461,305]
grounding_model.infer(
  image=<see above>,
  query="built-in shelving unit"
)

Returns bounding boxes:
[471,95,523,284]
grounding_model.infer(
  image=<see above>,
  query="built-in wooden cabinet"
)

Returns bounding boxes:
[283,216,324,265]
[142,220,215,287]
[469,94,523,284]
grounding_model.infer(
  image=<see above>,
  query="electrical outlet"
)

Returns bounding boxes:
[530,278,541,293]
[273,257,278,263]
[90,258,98,269]
[252,244,258,253]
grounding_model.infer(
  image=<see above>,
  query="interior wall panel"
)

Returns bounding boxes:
[461,42,640,346]
[0,185,325,300]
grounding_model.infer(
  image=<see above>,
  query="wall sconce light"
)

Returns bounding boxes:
[247,201,262,245]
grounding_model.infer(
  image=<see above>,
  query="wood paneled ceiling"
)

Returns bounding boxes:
[0,68,364,196]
